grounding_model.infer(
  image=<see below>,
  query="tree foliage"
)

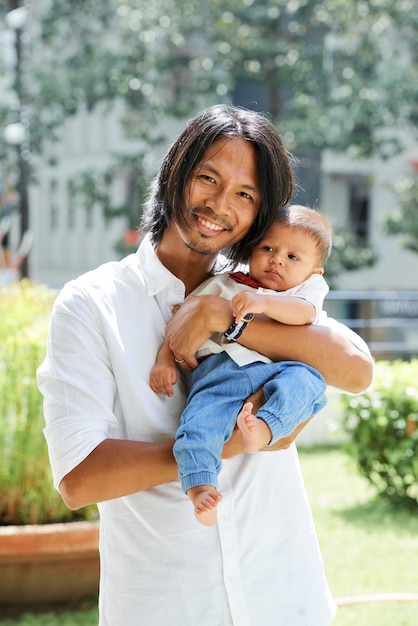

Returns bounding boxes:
[1,0,415,271]
[1,0,416,158]
[384,173,418,255]
[324,227,378,289]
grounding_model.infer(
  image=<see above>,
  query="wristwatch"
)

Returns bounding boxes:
[223,312,254,342]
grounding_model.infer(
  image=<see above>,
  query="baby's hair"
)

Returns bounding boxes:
[275,205,333,265]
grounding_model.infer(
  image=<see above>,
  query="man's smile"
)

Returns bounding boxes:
[197,216,224,232]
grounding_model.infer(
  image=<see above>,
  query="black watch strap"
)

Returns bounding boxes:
[223,313,254,342]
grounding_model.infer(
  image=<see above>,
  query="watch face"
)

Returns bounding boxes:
[243,312,254,322]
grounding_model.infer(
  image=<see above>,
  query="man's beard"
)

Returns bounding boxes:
[184,240,213,255]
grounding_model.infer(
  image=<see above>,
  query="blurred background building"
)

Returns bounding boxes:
[1,1,417,302]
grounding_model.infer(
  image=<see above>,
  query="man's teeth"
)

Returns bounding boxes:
[199,218,223,231]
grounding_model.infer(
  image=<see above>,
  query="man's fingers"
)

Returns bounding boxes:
[244,387,266,414]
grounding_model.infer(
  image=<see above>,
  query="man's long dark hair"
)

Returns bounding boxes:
[141,104,294,266]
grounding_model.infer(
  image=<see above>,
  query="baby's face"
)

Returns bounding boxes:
[249,223,323,292]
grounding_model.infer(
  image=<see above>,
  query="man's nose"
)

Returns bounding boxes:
[206,188,230,214]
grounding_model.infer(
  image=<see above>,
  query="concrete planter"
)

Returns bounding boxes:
[0,520,99,604]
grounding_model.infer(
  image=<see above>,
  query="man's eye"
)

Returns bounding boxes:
[237,191,252,200]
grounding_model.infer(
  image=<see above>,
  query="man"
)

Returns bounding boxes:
[38,105,372,625]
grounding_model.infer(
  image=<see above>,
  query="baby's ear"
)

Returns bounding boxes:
[314,267,324,276]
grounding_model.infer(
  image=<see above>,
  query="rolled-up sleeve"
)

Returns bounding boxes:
[37,282,117,490]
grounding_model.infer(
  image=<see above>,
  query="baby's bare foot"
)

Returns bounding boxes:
[189,488,222,526]
[237,402,272,453]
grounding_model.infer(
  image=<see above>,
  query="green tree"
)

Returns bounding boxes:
[202,0,417,158]
[2,0,415,162]
[384,172,418,255]
[2,0,415,271]
[324,228,378,289]
[0,0,227,241]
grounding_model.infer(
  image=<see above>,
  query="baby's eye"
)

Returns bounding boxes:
[262,245,274,253]
[288,254,298,261]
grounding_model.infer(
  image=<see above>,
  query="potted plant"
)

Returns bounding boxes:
[0,281,99,605]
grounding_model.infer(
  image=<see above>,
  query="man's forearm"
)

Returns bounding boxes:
[165,295,373,392]
[240,317,373,393]
[59,438,177,510]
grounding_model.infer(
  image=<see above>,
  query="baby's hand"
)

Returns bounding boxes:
[231,291,262,321]
[150,364,177,397]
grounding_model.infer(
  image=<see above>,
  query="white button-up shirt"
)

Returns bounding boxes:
[38,234,368,625]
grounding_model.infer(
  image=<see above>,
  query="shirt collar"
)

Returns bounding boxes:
[137,233,179,297]
[137,232,231,296]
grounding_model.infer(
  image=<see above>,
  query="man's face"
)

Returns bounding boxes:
[177,137,261,255]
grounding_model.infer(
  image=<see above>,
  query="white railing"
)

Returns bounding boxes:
[325,290,418,361]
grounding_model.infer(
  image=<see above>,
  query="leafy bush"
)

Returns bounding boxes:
[341,360,418,508]
[0,281,97,525]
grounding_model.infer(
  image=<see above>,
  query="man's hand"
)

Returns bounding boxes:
[264,417,312,451]
[246,386,312,451]
[222,386,312,458]
[165,295,233,369]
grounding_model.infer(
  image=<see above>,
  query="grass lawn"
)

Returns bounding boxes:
[0,445,417,625]
[300,445,418,626]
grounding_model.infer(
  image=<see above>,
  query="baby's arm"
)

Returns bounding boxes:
[231,290,316,326]
[150,340,178,397]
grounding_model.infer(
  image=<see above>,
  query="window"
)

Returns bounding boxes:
[349,180,370,242]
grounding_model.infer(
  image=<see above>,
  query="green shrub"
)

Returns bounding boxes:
[0,281,97,525]
[341,360,418,508]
